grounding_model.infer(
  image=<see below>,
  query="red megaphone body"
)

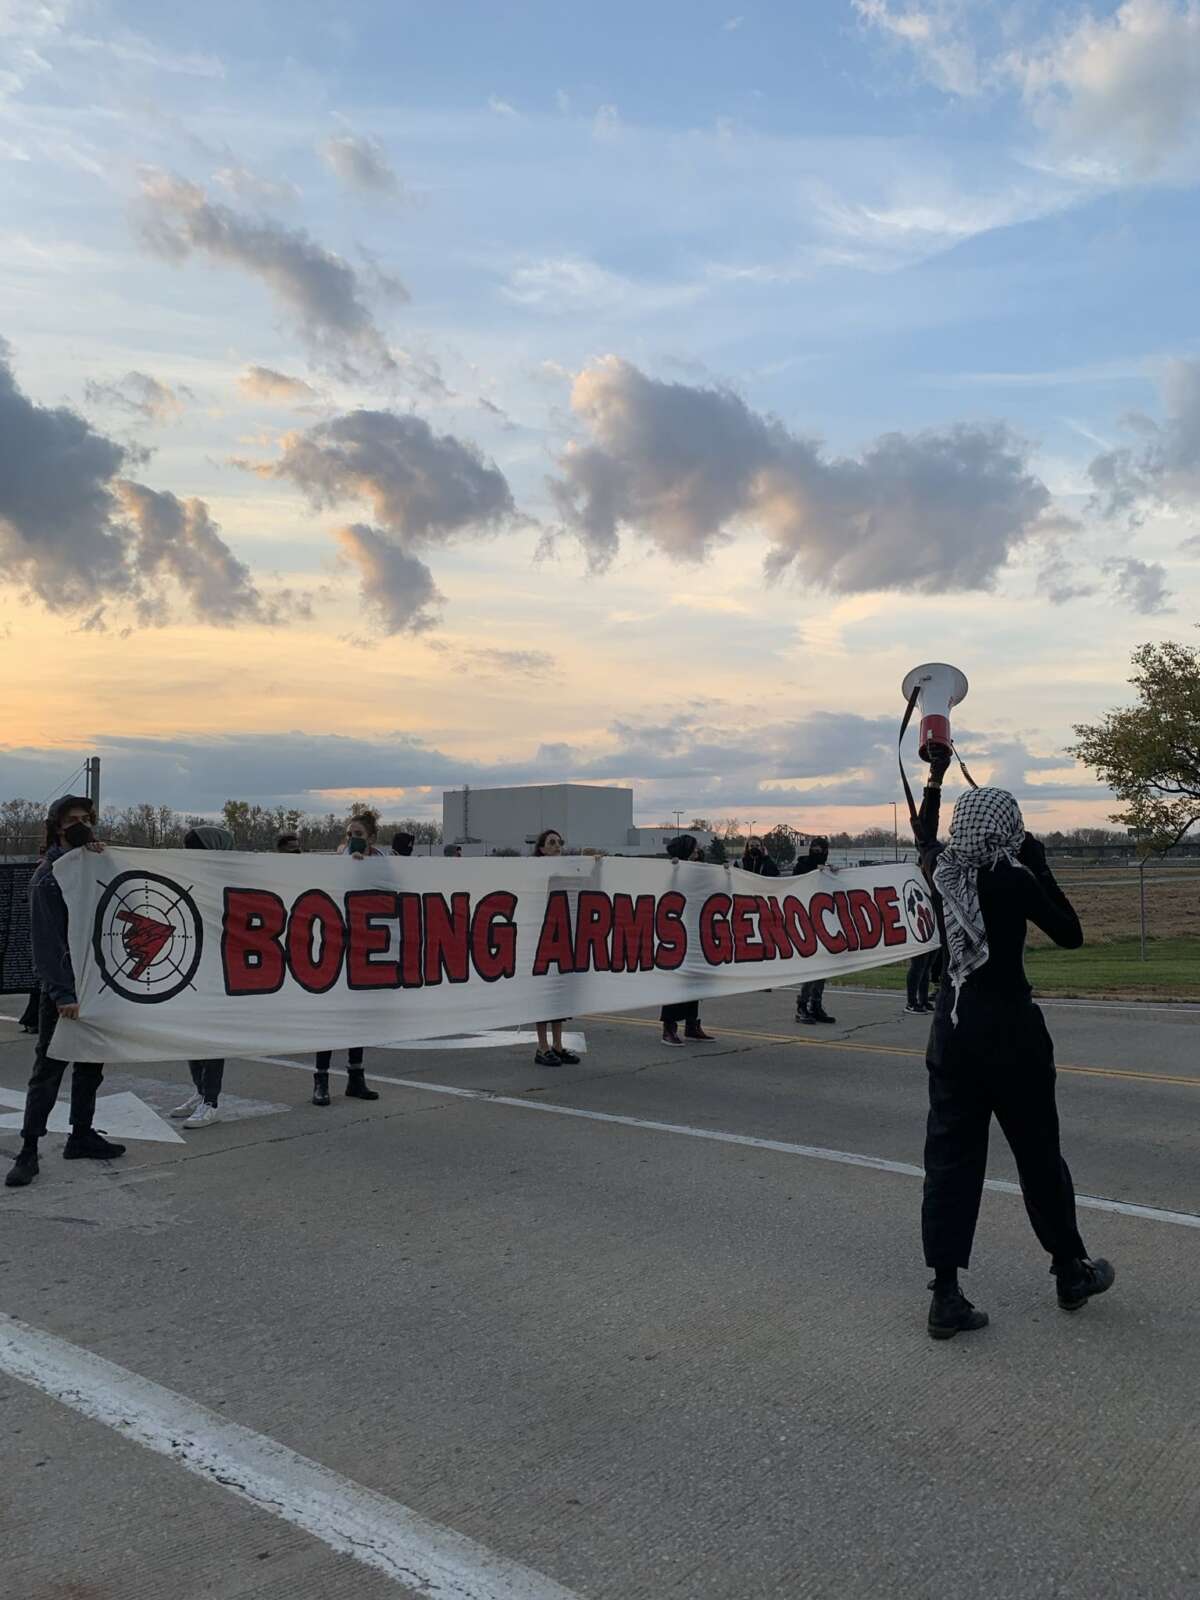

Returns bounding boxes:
[901,663,969,762]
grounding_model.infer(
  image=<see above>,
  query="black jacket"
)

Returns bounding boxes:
[30,844,76,1006]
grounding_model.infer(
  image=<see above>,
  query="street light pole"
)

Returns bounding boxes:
[673,810,684,833]
[892,801,898,862]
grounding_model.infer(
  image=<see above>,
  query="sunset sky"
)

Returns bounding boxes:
[2,0,1198,834]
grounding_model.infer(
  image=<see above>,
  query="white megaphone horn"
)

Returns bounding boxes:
[901,662,969,763]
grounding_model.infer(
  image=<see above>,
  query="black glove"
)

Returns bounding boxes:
[1018,833,1047,873]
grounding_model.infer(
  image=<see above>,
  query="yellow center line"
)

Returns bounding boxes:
[580,1014,1200,1090]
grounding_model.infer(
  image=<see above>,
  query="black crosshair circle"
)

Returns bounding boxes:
[92,870,204,1004]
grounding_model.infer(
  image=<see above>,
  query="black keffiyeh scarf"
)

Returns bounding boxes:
[933,786,1025,1023]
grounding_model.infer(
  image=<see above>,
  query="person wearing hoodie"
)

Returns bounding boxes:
[793,837,837,1025]
[660,834,715,1047]
[739,836,780,877]
[5,796,125,1189]
[169,825,236,1129]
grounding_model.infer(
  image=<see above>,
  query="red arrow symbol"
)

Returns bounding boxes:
[116,909,173,979]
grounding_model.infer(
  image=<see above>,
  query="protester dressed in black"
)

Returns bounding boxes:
[915,779,1114,1338]
[661,836,715,1047]
[5,796,125,1189]
[791,837,837,1025]
[169,826,235,1130]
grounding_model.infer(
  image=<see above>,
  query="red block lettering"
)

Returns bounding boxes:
[783,895,818,959]
[398,892,423,989]
[472,891,518,982]
[731,894,766,962]
[654,891,687,971]
[612,894,656,973]
[423,892,472,985]
[847,888,883,950]
[833,890,860,952]
[699,893,733,965]
[532,890,576,976]
[287,889,345,993]
[573,891,613,974]
[345,891,399,990]
[757,896,791,960]
[875,885,906,947]
[222,888,286,995]
[809,891,848,955]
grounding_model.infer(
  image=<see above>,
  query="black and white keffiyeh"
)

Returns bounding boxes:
[933,786,1025,1023]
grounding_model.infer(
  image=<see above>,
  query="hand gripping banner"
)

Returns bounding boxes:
[51,848,939,1064]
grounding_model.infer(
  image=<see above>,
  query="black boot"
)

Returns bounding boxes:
[1054,1256,1116,1311]
[808,1003,837,1025]
[312,1071,331,1106]
[345,1067,379,1101]
[63,1128,126,1161]
[5,1142,39,1188]
[928,1285,989,1340]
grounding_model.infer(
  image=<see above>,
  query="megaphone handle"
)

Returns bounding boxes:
[898,687,922,834]
[952,746,979,790]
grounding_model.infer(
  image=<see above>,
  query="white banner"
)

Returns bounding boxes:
[51,849,938,1064]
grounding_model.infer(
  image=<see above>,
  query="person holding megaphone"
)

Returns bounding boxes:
[902,667,1115,1341]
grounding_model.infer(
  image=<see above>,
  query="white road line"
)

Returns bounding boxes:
[0,1314,582,1600]
[249,1058,1200,1231]
[827,990,1200,1015]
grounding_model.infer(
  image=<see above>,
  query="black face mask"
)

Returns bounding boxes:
[62,821,93,849]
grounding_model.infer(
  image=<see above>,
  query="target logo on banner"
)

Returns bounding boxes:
[92,870,203,1004]
[902,878,937,944]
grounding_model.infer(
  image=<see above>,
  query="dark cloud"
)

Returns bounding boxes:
[83,370,189,424]
[237,365,319,405]
[1107,556,1173,615]
[117,481,290,624]
[250,408,515,545]
[0,341,290,626]
[549,356,1054,592]
[1088,358,1200,524]
[335,523,442,634]
[0,336,134,610]
[136,170,399,378]
[320,132,402,195]
[0,713,1098,816]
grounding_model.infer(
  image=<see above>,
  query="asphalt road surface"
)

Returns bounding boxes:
[2,987,1198,1600]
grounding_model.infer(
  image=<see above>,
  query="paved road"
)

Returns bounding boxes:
[1,989,1198,1599]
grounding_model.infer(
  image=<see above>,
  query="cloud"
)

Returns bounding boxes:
[488,95,519,117]
[83,370,189,424]
[237,365,319,405]
[0,339,282,626]
[320,131,401,195]
[429,642,556,677]
[115,481,284,624]
[1107,555,1173,613]
[1011,0,1200,181]
[0,334,133,610]
[549,356,1054,592]
[136,170,399,378]
[502,256,705,316]
[335,523,442,634]
[1087,356,1200,521]
[854,1,981,96]
[723,16,746,32]
[212,165,302,208]
[250,408,516,545]
[0,714,1097,816]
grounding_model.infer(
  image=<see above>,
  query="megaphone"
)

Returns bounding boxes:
[901,662,969,763]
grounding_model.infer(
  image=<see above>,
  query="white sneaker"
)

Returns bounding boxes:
[169,1092,203,1119]
[182,1102,220,1129]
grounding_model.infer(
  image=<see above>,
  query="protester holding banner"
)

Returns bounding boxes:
[660,835,715,1047]
[309,813,386,1105]
[5,797,125,1190]
[530,828,581,1068]
[919,784,1114,1339]
[740,837,779,877]
[170,826,235,1129]
[793,838,836,1025]
[276,832,302,854]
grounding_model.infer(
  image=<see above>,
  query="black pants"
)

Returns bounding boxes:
[906,953,935,1008]
[922,993,1087,1269]
[315,1048,363,1071]
[188,1059,225,1105]
[20,989,104,1140]
[19,987,41,1029]
[661,1001,699,1028]
[797,980,826,1012]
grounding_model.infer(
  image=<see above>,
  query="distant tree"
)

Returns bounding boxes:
[706,835,728,865]
[762,824,797,866]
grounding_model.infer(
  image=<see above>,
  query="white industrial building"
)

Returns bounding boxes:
[442,784,713,857]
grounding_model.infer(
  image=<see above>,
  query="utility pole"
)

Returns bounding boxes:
[892,801,898,862]
[86,756,101,814]
[673,810,684,833]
